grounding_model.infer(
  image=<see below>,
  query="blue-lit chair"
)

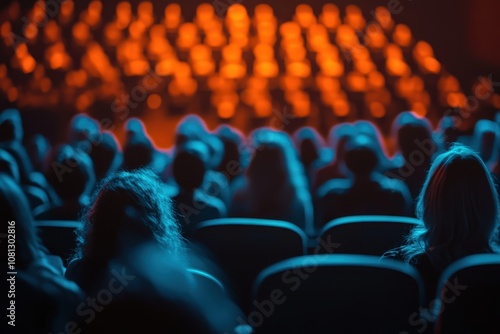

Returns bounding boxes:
[252,254,424,334]
[188,268,225,295]
[35,220,81,264]
[190,218,307,311]
[316,215,422,255]
[434,254,500,334]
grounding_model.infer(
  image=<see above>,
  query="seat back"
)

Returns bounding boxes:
[317,215,421,255]
[188,268,225,295]
[252,254,424,333]
[434,254,500,334]
[191,218,307,310]
[36,220,81,264]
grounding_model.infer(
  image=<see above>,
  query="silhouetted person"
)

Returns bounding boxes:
[123,136,155,170]
[354,120,396,173]
[170,115,231,206]
[123,118,170,174]
[316,135,412,227]
[472,119,498,170]
[387,112,437,201]
[436,115,460,151]
[88,131,122,181]
[230,129,313,234]
[172,141,226,235]
[293,126,329,188]
[66,168,185,292]
[311,122,355,193]
[215,124,245,184]
[26,133,51,173]
[384,145,500,304]
[37,145,95,220]
[0,174,83,334]
[67,114,100,145]
[77,243,244,334]
[0,149,48,210]
[0,108,35,184]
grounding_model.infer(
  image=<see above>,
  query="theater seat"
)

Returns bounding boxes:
[434,254,500,334]
[252,254,424,334]
[190,218,307,311]
[316,215,422,255]
[35,220,81,265]
[188,268,225,295]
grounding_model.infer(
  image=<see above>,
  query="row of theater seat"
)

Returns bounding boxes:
[35,215,420,265]
[35,216,500,333]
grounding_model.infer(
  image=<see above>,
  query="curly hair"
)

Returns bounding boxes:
[72,168,185,264]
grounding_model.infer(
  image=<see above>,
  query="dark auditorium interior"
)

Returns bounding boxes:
[1,0,500,333]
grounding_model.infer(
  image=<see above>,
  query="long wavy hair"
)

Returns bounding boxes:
[400,145,500,268]
[73,168,185,265]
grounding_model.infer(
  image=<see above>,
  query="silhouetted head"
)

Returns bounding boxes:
[123,137,154,170]
[215,124,244,180]
[173,141,209,192]
[413,145,500,265]
[247,133,290,194]
[344,135,379,177]
[293,127,325,169]
[392,112,436,164]
[26,134,51,172]
[68,114,99,144]
[45,145,95,203]
[472,119,499,164]
[355,120,393,171]
[437,115,459,150]
[175,115,223,169]
[89,131,121,180]
[328,123,355,162]
[0,149,20,182]
[0,174,44,269]
[125,118,148,141]
[0,108,23,142]
[74,169,184,264]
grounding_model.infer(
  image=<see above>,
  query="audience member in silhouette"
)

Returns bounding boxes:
[471,119,499,170]
[76,242,246,334]
[384,145,500,303]
[0,108,35,184]
[354,120,396,173]
[215,124,246,185]
[36,145,95,220]
[311,122,355,193]
[230,129,313,234]
[436,115,460,151]
[26,133,51,173]
[174,115,224,171]
[316,134,412,228]
[122,118,170,173]
[0,174,83,333]
[293,127,329,188]
[88,131,122,181]
[172,116,230,204]
[65,168,185,292]
[386,112,438,201]
[67,114,100,146]
[0,148,49,210]
[172,141,227,235]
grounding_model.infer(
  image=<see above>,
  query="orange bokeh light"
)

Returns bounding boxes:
[147,94,162,109]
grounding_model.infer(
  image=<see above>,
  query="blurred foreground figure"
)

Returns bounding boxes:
[66,168,244,333]
[1,174,83,333]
